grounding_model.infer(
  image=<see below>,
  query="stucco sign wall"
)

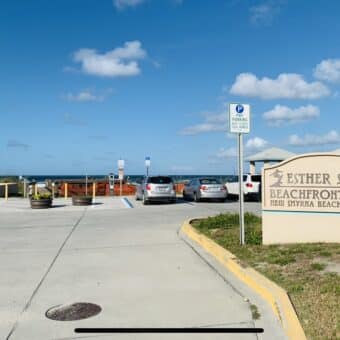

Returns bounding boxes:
[262,153,340,244]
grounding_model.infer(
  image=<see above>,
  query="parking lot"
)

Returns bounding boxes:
[0,197,285,340]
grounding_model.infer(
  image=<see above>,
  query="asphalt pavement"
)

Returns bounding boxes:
[0,197,285,340]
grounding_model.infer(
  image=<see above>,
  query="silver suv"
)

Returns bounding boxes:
[183,178,227,202]
[136,176,176,205]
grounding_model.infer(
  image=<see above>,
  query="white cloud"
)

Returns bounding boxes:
[229,73,330,99]
[289,130,340,146]
[64,90,103,102]
[216,137,268,158]
[245,137,268,151]
[113,0,145,9]
[179,123,226,135]
[179,112,227,135]
[204,113,226,123]
[263,104,320,126]
[249,2,281,25]
[216,147,237,158]
[314,59,340,82]
[73,41,147,77]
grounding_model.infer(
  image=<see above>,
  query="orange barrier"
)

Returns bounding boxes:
[60,182,108,197]
[175,183,185,194]
[58,181,185,197]
[112,184,136,196]
[59,182,137,197]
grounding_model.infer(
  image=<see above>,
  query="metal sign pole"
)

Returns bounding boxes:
[230,103,250,246]
[238,133,245,245]
[23,179,26,198]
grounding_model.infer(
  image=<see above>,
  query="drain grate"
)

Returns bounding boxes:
[46,302,101,321]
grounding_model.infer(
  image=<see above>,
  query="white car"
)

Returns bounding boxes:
[225,174,261,201]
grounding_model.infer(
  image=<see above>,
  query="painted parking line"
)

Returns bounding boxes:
[121,197,134,209]
[182,201,196,206]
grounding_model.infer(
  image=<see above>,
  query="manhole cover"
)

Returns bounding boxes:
[46,302,101,321]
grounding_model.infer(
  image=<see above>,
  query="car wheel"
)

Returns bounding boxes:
[194,192,200,202]
[182,191,187,200]
[142,193,149,205]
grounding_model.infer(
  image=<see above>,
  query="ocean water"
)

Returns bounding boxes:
[14,174,236,183]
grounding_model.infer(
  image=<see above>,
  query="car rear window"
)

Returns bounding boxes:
[251,175,261,182]
[147,176,172,184]
[228,176,247,182]
[199,178,221,184]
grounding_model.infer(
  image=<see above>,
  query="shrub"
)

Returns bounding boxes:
[0,176,18,183]
[31,193,52,200]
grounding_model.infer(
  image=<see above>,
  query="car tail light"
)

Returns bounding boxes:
[246,183,253,188]
[146,184,151,191]
[221,185,227,191]
[200,185,207,191]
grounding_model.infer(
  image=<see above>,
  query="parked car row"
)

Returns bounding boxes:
[136,175,262,205]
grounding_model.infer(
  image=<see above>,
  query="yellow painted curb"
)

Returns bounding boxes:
[181,220,306,340]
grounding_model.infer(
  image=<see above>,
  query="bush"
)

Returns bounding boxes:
[0,176,18,183]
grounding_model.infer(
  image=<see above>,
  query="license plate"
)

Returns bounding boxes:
[157,187,168,192]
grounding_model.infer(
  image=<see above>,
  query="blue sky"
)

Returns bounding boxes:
[2,0,340,175]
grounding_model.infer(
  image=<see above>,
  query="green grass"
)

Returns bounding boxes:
[192,213,340,340]
[310,263,327,271]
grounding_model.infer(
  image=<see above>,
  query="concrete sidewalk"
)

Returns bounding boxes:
[0,197,284,339]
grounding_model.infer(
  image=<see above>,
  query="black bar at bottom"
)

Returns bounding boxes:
[75,328,264,334]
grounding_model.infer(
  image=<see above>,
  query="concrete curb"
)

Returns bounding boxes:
[181,220,306,340]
